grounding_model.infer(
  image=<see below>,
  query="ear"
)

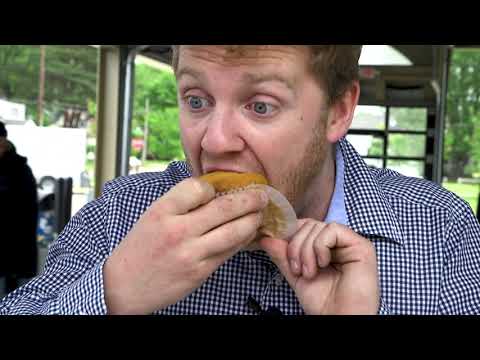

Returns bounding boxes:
[326,81,360,143]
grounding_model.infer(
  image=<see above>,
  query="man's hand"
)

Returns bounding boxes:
[259,219,379,315]
[103,178,269,315]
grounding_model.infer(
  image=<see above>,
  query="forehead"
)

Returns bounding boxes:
[177,45,311,73]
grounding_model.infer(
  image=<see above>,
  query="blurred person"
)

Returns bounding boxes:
[0,121,38,295]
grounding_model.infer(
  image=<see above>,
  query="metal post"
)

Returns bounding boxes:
[433,45,451,184]
[116,45,151,178]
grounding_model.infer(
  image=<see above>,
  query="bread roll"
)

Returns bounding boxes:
[199,171,297,239]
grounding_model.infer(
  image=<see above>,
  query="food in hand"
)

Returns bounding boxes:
[200,171,297,239]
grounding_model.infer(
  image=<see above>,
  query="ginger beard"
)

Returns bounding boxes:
[277,114,330,217]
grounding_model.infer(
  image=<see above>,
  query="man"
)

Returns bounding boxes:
[1,46,479,315]
[0,121,38,296]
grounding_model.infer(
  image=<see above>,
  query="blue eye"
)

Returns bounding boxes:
[187,96,208,110]
[251,102,274,115]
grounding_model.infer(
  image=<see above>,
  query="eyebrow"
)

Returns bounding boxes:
[176,66,205,83]
[241,72,296,94]
[176,66,296,95]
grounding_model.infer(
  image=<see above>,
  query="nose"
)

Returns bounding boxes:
[200,105,245,155]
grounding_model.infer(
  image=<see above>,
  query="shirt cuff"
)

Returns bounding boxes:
[58,258,108,315]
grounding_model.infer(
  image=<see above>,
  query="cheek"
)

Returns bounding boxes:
[180,120,205,173]
[258,128,307,179]
[260,119,322,195]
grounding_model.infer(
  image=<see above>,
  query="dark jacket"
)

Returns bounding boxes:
[0,142,38,278]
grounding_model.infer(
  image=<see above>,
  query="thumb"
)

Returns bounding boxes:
[259,237,296,285]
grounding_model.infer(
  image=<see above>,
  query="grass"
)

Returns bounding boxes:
[442,182,479,215]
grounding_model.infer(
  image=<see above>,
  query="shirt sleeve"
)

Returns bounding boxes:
[0,197,111,315]
[438,200,480,315]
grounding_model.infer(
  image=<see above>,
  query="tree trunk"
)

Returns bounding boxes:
[142,98,150,163]
[37,45,46,126]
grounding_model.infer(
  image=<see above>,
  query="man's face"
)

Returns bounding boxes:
[176,45,332,212]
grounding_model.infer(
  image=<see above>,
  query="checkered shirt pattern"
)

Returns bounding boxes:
[1,138,480,315]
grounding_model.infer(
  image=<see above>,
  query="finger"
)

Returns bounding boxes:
[156,178,216,216]
[197,211,263,260]
[185,189,268,237]
[258,236,297,286]
[203,229,259,275]
[300,222,327,279]
[313,223,373,267]
[322,222,363,248]
[329,245,376,266]
[287,220,317,276]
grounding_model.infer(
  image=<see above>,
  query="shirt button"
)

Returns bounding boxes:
[273,273,284,286]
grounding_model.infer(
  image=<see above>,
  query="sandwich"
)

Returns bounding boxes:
[199,171,297,240]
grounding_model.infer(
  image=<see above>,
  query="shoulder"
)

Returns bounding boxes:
[69,161,192,240]
[101,161,192,199]
[370,167,473,216]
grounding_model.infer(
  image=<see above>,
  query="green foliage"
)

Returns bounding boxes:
[0,45,97,125]
[444,49,480,180]
[133,64,183,162]
[387,108,427,159]
[388,134,425,158]
[389,107,427,131]
[368,137,383,157]
[147,108,184,161]
[442,182,479,215]
[362,108,427,159]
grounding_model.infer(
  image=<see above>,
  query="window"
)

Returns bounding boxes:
[348,105,430,179]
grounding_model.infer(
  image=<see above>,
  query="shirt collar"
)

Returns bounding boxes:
[324,143,348,226]
[339,138,404,245]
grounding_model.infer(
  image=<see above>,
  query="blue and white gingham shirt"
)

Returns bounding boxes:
[1,138,480,315]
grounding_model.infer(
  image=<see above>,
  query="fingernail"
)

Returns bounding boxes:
[317,256,324,268]
[257,212,264,226]
[290,260,299,273]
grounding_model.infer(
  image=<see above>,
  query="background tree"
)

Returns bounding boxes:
[0,45,97,127]
[133,64,183,162]
[444,49,480,180]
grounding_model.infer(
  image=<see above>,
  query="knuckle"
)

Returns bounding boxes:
[162,219,188,247]
[178,251,201,281]
[327,222,340,233]
[175,247,196,270]
[356,247,369,262]
[190,178,209,198]
[313,237,323,253]
[287,241,300,260]
[144,204,166,223]
[300,244,312,264]
[216,194,236,214]
[356,242,374,262]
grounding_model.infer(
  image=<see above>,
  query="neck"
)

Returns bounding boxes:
[297,144,336,221]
